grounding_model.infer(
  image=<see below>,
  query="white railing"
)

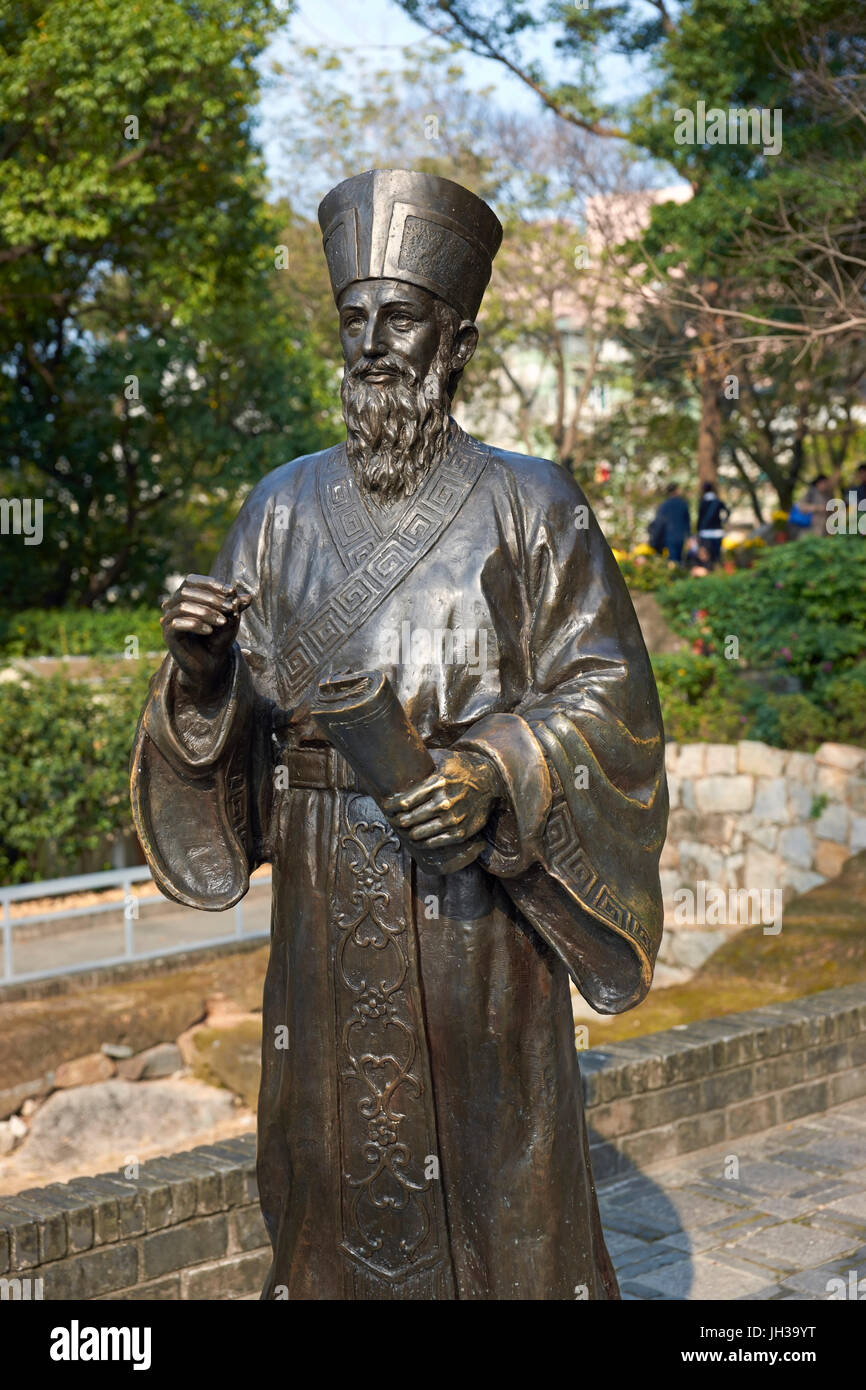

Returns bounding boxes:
[0,865,271,986]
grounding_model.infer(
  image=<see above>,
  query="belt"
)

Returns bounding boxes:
[281,743,362,792]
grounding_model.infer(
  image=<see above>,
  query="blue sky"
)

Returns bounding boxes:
[256,0,648,194]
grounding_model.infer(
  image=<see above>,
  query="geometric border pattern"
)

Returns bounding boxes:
[546,801,653,955]
[278,431,489,709]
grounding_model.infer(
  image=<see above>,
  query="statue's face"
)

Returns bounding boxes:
[338,277,477,500]
[338,279,444,385]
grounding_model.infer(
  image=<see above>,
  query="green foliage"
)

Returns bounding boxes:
[657,536,866,689]
[399,0,866,514]
[0,0,338,609]
[0,608,163,656]
[741,661,866,753]
[0,662,159,882]
[651,652,748,744]
[745,691,835,754]
[615,552,680,592]
[651,539,866,750]
[821,661,866,747]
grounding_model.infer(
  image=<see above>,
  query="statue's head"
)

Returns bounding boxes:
[318,169,502,500]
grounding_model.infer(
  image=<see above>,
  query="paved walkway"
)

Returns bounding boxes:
[5,885,271,981]
[600,1096,866,1299]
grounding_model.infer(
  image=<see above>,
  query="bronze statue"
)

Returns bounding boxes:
[130,169,668,1300]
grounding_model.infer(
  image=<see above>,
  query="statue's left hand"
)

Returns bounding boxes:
[380,748,502,849]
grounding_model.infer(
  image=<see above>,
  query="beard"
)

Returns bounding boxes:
[340,331,456,503]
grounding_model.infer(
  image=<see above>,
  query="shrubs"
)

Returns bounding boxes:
[750,662,866,751]
[652,536,866,752]
[0,661,159,883]
[823,662,866,746]
[657,535,866,690]
[1,530,864,884]
[613,547,680,592]
[0,608,164,657]
[651,653,749,744]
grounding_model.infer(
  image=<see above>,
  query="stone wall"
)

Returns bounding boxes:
[660,740,866,975]
[3,987,864,1299]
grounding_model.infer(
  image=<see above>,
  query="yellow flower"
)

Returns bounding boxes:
[631,543,655,557]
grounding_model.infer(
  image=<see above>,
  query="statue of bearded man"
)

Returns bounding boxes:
[131,169,668,1301]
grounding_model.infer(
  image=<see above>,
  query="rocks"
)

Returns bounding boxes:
[0,1074,54,1122]
[749,824,778,852]
[704,744,737,776]
[744,844,781,889]
[664,927,728,972]
[779,826,814,870]
[814,841,851,879]
[815,743,866,772]
[0,1114,27,1156]
[0,976,207,1099]
[100,1042,133,1060]
[55,1053,116,1089]
[752,777,788,824]
[738,741,787,778]
[786,751,816,788]
[780,867,824,896]
[814,801,849,844]
[678,840,726,884]
[816,765,849,799]
[851,815,866,854]
[659,739,866,963]
[693,774,753,814]
[117,1043,183,1081]
[788,781,814,820]
[190,1019,263,1111]
[9,1078,242,1175]
[674,744,705,778]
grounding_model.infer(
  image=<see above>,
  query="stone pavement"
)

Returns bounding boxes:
[599,1096,866,1300]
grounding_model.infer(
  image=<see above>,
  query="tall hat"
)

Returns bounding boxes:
[317,168,503,322]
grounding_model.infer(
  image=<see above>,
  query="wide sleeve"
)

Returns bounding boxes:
[457,466,667,1014]
[129,486,280,910]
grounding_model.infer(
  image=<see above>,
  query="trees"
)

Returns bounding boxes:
[398,0,866,496]
[0,0,336,609]
[271,40,657,473]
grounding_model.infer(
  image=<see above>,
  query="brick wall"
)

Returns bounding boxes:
[0,1134,269,1300]
[2,985,864,1299]
[583,984,866,1181]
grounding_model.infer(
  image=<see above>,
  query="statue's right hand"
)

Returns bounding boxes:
[161,574,252,697]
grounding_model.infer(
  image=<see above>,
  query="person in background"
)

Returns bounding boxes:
[846,462,866,513]
[649,482,691,564]
[697,480,729,562]
[798,474,836,535]
[684,536,714,574]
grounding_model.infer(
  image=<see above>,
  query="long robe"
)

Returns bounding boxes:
[130,426,667,1300]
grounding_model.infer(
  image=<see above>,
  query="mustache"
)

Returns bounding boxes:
[350,356,417,383]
